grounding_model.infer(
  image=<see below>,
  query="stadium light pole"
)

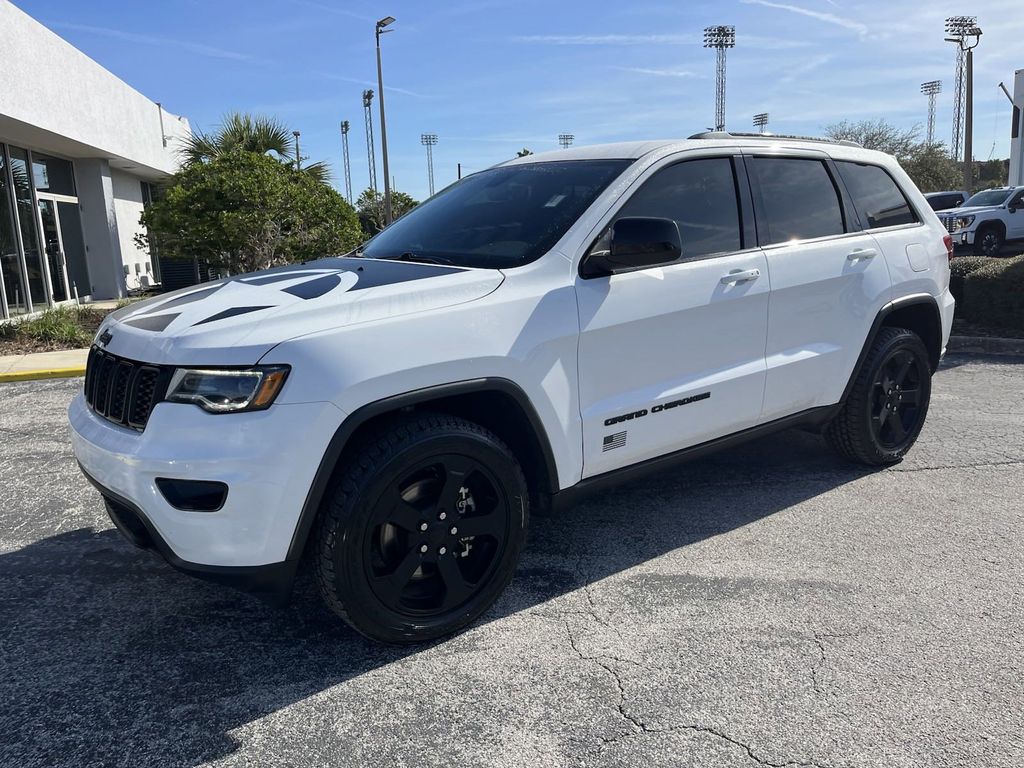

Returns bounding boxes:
[376,16,396,225]
[703,25,736,132]
[558,134,575,149]
[945,17,982,191]
[362,90,377,193]
[420,133,438,196]
[920,81,942,146]
[753,112,769,133]
[339,120,353,203]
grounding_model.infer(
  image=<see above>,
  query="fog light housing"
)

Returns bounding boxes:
[156,478,229,512]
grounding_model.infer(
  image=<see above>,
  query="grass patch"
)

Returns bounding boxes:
[0,305,109,354]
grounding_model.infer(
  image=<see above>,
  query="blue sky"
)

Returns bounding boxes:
[15,0,1023,201]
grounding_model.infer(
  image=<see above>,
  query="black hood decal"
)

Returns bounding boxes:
[118,257,469,331]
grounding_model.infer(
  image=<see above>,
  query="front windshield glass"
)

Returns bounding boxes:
[361,159,631,268]
[963,189,1012,208]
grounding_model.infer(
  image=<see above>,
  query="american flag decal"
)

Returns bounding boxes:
[602,431,627,452]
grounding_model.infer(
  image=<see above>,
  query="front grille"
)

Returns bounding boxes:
[941,216,957,234]
[84,347,171,431]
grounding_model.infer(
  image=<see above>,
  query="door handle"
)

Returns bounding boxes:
[847,248,877,261]
[720,268,760,284]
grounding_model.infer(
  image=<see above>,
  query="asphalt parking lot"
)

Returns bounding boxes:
[1,355,1022,768]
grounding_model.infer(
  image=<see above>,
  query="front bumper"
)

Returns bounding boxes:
[69,393,346,597]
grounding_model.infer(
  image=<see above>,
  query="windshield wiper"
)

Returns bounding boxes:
[389,251,454,266]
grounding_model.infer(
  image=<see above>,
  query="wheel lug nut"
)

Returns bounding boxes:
[439,511,447,521]
[439,546,447,555]
[419,544,429,554]
[419,522,429,531]
[450,526,458,535]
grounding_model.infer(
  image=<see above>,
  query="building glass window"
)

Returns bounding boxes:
[8,146,48,310]
[31,153,77,196]
[1,147,28,316]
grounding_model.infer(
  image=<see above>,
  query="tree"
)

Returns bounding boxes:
[900,145,963,193]
[824,118,969,193]
[824,119,920,158]
[355,188,420,236]
[137,150,361,274]
[181,112,331,184]
[516,148,533,157]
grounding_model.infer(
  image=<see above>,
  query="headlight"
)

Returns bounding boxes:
[166,365,290,413]
[953,215,975,231]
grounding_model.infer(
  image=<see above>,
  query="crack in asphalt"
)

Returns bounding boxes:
[559,614,837,768]
[886,459,1024,473]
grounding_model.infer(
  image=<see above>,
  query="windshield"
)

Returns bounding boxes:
[963,189,1013,208]
[361,159,631,268]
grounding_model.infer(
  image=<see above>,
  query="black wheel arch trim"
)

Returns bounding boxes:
[840,294,942,405]
[286,377,560,563]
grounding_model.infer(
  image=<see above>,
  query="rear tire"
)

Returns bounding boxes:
[314,412,529,644]
[825,327,932,466]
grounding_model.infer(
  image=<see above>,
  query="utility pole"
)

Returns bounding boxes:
[420,134,438,196]
[703,25,736,132]
[753,112,769,133]
[292,130,301,169]
[340,120,353,203]
[920,81,942,145]
[362,89,377,193]
[375,16,396,226]
[944,17,982,191]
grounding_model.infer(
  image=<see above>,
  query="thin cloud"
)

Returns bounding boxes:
[613,66,700,78]
[512,33,695,45]
[741,0,868,37]
[778,53,833,83]
[284,0,373,21]
[312,71,426,98]
[48,22,255,61]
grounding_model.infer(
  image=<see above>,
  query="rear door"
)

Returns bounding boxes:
[575,153,768,477]
[746,151,892,421]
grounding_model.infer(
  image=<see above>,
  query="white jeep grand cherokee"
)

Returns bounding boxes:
[70,133,955,643]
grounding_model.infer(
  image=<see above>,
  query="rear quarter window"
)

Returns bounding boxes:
[836,161,918,229]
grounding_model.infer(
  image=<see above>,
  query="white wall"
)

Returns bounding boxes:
[0,0,190,176]
[110,169,152,290]
[1010,70,1023,187]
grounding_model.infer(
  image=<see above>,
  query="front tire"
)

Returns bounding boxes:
[974,225,1004,257]
[314,412,529,644]
[825,327,932,466]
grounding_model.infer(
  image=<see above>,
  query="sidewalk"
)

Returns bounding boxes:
[0,348,89,382]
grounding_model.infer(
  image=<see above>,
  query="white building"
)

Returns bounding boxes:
[0,0,191,320]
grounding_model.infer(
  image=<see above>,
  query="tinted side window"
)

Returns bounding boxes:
[836,161,918,228]
[617,157,742,259]
[750,157,845,244]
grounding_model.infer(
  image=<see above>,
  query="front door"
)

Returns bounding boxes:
[575,155,769,478]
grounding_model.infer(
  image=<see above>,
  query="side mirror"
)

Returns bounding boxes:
[581,217,682,278]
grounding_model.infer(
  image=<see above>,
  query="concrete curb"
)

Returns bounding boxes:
[0,366,86,383]
[947,335,1024,357]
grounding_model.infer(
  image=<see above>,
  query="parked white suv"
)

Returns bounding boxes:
[937,185,1024,256]
[70,133,955,643]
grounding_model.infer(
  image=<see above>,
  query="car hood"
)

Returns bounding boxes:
[937,205,1000,217]
[97,257,504,365]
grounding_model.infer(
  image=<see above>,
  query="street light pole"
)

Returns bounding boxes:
[375,16,396,226]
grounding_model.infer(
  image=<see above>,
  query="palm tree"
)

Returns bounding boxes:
[180,113,331,184]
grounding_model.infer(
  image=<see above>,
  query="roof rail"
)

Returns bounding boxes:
[687,130,863,148]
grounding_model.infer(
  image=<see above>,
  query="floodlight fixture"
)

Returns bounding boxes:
[558,133,575,149]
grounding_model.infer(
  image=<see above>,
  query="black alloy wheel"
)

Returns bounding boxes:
[314,413,529,644]
[825,327,932,466]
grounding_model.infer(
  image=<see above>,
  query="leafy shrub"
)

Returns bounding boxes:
[949,255,997,303]
[961,255,1024,331]
[0,306,105,348]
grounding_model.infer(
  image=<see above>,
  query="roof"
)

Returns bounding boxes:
[498,135,894,168]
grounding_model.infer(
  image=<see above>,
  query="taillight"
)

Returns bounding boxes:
[943,234,953,261]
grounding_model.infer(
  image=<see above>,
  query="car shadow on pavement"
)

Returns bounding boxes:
[0,427,872,768]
